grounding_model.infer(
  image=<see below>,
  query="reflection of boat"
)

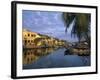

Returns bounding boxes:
[23,48,58,65]
[64,49,73,55]
[65,42,90,56]
[64,48,90,56]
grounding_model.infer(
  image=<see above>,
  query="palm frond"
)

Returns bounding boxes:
[62,12,75,28]
[62,12,91,42]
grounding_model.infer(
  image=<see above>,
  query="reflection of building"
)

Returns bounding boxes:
[23,29,67,48]
[23,48,58,64]
[23,50,39,64]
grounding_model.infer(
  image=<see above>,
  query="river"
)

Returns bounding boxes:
[23,48,90,69]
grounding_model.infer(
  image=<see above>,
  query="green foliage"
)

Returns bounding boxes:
[62,12,90,42]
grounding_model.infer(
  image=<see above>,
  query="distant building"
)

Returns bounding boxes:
[22,29,67,48]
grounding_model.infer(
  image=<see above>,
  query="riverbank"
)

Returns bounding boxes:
[64,41,90,56]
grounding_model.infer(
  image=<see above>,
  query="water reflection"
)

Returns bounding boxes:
[64,49,90,56]
[23,48,90,69]
[23,48,58,65]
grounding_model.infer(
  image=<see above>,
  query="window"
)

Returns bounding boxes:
[31,40,34,43]
[28,52,30,55]
[31,34,36,37]
[25,40,27,44]
[31,34,33,37]
[28,34,30,36]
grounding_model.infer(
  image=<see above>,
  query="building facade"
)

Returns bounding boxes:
[22,29,66,48]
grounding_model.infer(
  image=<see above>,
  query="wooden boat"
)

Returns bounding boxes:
[65,42,90,56]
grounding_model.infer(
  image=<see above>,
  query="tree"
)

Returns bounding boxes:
[62,12,91,46]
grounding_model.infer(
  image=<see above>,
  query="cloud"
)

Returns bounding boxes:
[22,10,78,42]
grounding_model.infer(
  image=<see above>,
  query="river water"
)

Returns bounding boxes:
[23,48,90,69]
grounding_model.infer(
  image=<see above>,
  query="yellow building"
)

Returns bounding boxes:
[22,29,66,48]
[22,29,41,48]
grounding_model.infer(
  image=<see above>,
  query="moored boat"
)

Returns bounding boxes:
[65,41,90,56]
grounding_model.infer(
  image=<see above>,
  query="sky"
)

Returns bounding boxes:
[22,10,78,42]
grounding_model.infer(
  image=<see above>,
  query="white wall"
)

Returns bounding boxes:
[0,0,99,80]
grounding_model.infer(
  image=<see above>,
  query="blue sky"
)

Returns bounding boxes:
[22,10,78,42]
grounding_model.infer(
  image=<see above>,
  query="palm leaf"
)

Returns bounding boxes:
[62,12,91,42]
[62,12,75,29]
